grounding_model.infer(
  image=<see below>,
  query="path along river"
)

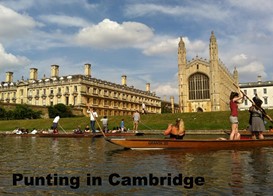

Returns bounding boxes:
[1,135,273,195]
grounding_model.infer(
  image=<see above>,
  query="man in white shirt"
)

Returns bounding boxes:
[52,116,60,129]
[87,106,98,133]
[132,110,140,131]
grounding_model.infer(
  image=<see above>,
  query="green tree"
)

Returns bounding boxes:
[48,103,74,118]
[13,105,42,119]
[0,107,6,119]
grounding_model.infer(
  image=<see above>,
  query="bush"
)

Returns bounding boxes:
[0,105,42,120]
[13,104,42,119]
[48,103,74,118]
[0,107,6,120]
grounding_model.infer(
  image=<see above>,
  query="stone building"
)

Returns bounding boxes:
[161,96,180,113]
[178,31,239,112]
[0,64,161,116]
[239,76,273,110]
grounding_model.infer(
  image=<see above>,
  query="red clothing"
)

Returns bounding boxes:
[230,100,238,116]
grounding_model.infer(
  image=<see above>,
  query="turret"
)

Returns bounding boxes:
[51,64,59,78]
[29,68,38,81]
[85,63,91,77]
[5,72,13,83]
[121,75,127,86]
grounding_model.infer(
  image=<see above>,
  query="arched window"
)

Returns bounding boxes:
[189,73,210,100]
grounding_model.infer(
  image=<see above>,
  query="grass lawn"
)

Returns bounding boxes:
[1,110,273,132]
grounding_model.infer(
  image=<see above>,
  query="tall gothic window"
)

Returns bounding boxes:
[189,73,210,100]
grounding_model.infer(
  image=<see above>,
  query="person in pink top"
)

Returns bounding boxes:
[229,87,244,140]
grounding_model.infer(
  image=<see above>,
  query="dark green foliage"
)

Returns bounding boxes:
[0,107,6,119]
[48,103,74,118]
[0,105,42,120]
[161,102,172,113]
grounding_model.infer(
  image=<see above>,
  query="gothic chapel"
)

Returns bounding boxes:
[178,31,238,112]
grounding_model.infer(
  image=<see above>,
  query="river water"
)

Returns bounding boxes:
[1,136,273,195]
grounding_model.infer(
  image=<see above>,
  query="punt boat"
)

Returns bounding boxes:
[0,132,144,138]
[105,137,273,150]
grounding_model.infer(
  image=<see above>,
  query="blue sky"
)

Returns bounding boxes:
[1,0,273,102]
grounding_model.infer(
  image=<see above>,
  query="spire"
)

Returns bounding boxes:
[209,31,218,62]
[210,31,216,43]
[233,66,239,84]
[178,36,185,48]
[233,66,238,75]
[178,36,186,65]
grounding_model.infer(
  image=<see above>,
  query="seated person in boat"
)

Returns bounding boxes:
[12,127,20,134]
[21,128,29,134]
[269,126,273,133]
[84,125,90,133]
[164,118,185,139]
[109,127,122,133]
[30,128,38,134]
[74,126,83,134]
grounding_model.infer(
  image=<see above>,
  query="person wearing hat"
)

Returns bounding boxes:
[249,96,272,139]
[164,118,185,139]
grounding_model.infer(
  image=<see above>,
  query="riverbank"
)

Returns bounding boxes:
[1,110,273,132]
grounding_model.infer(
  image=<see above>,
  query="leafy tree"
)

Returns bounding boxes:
[48,103,74,118]
[0,107,6,119]
[6,110,14,120]
[13,104,42,119]
[161,102,172,113]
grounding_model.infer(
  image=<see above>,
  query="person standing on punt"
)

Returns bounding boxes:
[87,105,98,133]
[132,110,140,131]
[100,116,108,133]
[229,88,244,140]
[120,119,125,132]
[52,116,60,134]
[164,118,185,139]
[249,96,273,139]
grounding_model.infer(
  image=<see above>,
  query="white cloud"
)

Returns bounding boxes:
[125,3,230,21]
[143,38,178,56]
[153,83,178,97]
[236,61,266,82]
[0,5,38,40]
[229,0,273,12]
[238,61,264,73]
[231,53,248,65]
[0,0,35,11]
[0,0,97,11]
[143,36,207,57]
[74,18,154,49]
[0,43,30,67]
[39,14,91,27]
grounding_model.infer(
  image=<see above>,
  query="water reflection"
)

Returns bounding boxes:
[1,137,273,195]
[229,150,244,195]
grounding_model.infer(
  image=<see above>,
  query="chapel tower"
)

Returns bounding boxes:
[177,31,239,112]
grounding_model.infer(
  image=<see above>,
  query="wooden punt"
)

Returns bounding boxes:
[105,137,273,150]
[224,130,273,138]
[39,132,144,138]
[0,132,144,138]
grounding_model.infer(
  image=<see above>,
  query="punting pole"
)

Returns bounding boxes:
[87,104,106,138]
[233,83,273,123]
[139,121,154,130]
[58,123,67,134]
